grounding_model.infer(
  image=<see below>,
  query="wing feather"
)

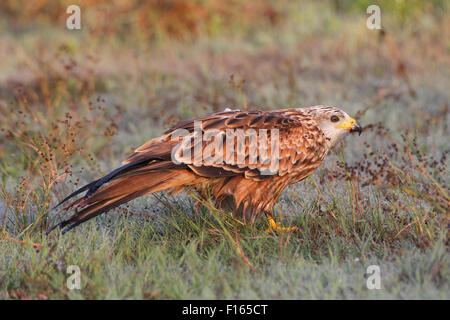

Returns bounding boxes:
[124,109,327,182]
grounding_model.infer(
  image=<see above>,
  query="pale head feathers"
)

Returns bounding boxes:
[298,105,361,149]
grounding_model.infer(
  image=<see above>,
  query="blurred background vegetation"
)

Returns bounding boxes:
[0,0,448,299]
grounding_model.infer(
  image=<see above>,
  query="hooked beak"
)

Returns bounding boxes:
[335,118,362,135]
[350,121,362,135]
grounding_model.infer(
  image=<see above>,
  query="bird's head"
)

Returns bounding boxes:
[300,105,362,148]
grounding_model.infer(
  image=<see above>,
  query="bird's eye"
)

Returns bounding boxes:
[330,115,339,122]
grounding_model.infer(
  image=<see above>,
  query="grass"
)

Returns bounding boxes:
[0,0,448,299]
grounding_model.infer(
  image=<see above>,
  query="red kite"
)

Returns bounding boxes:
[47,105,361,234]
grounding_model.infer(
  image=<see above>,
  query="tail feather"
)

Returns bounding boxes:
[47,169,200,235]
[58,191,149,234]
[53,161,145,210]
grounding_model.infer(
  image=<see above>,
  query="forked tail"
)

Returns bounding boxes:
[46,165,197,234]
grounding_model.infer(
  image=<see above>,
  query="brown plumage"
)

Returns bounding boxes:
[47,105,361,234]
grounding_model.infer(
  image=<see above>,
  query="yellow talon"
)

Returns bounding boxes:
[265,213,298,233]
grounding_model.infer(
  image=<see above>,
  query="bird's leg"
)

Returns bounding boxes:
[265,212,298,233]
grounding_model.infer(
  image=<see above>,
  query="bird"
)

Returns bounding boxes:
[46,105,362,235]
